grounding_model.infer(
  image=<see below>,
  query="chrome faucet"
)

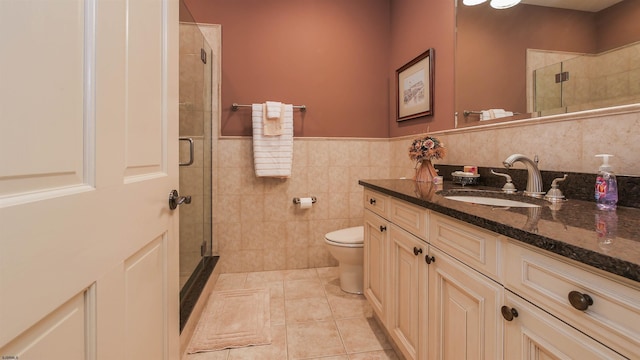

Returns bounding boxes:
[503,154,544,198]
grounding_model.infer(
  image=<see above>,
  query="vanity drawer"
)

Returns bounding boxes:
[506,242,640,359]
[429,213,503,282]
[389,198,427,240]
[364,189,389,218]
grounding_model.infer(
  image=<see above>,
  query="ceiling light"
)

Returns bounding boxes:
[462,0,487,5]
[490,0,521,9]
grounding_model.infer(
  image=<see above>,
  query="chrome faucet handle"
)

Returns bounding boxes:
[491,170,517,193]
[491,169,512,182]
[550,174,568,186]
[544,174,568,202]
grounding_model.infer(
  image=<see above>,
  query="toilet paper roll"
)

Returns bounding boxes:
[299,197,313,209]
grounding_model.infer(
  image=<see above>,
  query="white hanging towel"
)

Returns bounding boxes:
[265,101,282,119]
[252,103,293,178]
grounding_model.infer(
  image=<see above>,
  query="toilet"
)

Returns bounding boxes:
[324,226,364,294]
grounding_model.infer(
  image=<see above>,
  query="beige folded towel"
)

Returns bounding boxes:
[263,103,284,136]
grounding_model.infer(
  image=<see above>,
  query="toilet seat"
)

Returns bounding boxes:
[324,225,364,294]
[324,226,364,247]
[325,238,363,248]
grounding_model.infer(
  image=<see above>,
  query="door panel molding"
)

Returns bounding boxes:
[123,0,165,180]
[0,286,97,359]
[124,235,167,360]
[0,0,97,201]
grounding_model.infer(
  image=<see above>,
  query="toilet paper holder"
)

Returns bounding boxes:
[293,196,317,204]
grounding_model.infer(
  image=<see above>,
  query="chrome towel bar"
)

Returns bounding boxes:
[463,110,483,117]
[463,110,521,117]
[232,103,306,112]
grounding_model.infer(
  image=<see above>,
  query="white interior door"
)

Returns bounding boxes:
[0,0,179,359]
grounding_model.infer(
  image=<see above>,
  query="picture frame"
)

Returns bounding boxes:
[396,48,434,121]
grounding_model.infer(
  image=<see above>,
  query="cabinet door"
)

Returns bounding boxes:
[503,291,626,359]
[364,211,389,324]
[388,225,428,360]
[428,247,503,360]
[506,241,640,358]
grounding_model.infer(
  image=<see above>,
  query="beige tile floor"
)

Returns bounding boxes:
[184,267,401,360]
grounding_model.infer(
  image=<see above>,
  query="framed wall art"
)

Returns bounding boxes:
[396,48,434,121]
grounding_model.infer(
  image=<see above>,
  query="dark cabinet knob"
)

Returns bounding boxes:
[425,255,435,264]
[413,247,423,256]
[369,198,376,205]
[379,225,387,232]
[501,306,519,321]
[568,291,593,311]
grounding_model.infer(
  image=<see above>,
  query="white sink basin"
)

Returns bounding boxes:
[445,195,540,208]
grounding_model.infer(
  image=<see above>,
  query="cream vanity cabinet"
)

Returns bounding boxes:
[364,211,390,324]
[502,290,626,359]
[364,189,429,360]
[363,189,391,324]
[363,190,505,360]
[504,241,640,359]
[387,199,429,360]
[363,187,639,359]
[428,213,505,360]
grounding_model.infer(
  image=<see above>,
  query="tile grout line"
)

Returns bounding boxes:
[320,268,351,359]
[282,274,290,360]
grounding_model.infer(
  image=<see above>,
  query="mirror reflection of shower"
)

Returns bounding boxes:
[534,41,640,115]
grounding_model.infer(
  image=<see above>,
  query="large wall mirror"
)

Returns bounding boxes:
[455,0,640,128]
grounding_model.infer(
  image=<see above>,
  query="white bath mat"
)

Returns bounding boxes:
[187,288,271,353]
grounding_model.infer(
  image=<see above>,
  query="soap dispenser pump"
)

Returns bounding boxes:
[594,154,618,210]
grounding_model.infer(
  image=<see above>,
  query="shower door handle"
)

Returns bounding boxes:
[169,190,191,210]
[179,137,194,166]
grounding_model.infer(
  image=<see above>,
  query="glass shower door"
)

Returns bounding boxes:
[178,22,212,292]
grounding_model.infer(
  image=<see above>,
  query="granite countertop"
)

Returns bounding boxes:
[359,179,640,284]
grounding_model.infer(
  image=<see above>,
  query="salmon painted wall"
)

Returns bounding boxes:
[597,0,640,52]
[183,0,391,138]
[388,0,456,136]
[180,1,638,138]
